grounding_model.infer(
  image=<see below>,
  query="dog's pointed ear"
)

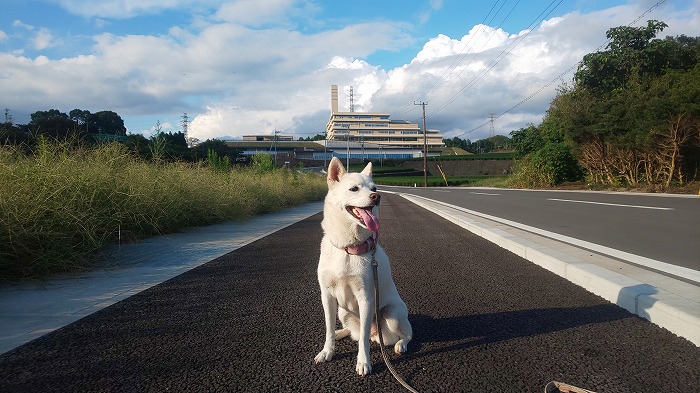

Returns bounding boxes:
[361,161,373,177]
[327,157,346,186]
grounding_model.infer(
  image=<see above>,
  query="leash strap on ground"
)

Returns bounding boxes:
[371,248,420,393]
[545,381,597,393]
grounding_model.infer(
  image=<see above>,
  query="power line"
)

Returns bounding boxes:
[392,0,507,118]
[428,0,564,118]
[400,0,563,126]
[458,0,668,136]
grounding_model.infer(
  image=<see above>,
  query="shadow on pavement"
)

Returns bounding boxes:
[408,303,631,358]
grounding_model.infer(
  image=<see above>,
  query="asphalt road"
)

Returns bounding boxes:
[388,186,700,271]
[1,194,698,392]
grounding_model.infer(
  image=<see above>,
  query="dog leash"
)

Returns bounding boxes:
[369,207,593,393]
[371,245,420,393]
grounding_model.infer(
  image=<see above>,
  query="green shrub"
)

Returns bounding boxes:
[251,152,275,172]
[511,143,582,187]
[207,148,231,173]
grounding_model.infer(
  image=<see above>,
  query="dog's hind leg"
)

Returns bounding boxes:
[338,308,361,341]
[382,305,413,354]
[335,306,351,339]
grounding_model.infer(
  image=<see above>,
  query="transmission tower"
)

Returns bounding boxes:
[349,86,355,112]
[488,112,496,138]
[181,112,189,138]
[4,108,13,125]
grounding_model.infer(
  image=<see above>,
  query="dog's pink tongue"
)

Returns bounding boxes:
[355,208,379,232]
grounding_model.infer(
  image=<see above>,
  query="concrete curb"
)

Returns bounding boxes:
[393,192,700,347]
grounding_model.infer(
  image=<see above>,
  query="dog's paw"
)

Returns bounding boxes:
[355,359,372,377]
[394,339,409,354]
[314,349,334,364]
[335,328,351,340]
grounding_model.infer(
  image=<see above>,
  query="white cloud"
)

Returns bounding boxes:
[430,0,444,10]
[32,28,58,50]
[12,20,34,30]
[2,1,698,143]
[48,0,219,19]
[0,30,7,41]
[414,25,509,63]
[419,0,445,25]
[94,19,109,28]
[367,4,700,140]
[214,0,298,26]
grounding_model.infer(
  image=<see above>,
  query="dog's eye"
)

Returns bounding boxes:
[349,186,359,192]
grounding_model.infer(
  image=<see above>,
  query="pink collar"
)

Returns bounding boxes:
[345,233,377,255]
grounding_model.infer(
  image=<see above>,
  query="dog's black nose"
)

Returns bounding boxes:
[370,192,381,205]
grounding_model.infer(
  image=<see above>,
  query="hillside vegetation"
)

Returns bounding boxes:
[510,21,700,189]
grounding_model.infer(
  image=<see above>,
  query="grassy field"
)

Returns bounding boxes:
[0,140,327,281]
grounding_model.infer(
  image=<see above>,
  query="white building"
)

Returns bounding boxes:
[325,85,444,158]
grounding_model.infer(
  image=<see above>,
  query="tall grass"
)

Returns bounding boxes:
[0,140,326,281]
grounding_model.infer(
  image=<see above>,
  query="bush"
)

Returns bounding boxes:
[511,142,582,187]
[251,152,275,172]
[207,149,231,173]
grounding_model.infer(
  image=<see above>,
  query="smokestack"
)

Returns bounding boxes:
[331,85,338,114]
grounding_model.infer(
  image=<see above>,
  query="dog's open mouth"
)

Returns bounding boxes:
[346,206,379,232]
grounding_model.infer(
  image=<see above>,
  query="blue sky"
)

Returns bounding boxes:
[1,0,699,141]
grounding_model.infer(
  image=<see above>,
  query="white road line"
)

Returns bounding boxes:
[471,192,500,196]
[547,198,673,211]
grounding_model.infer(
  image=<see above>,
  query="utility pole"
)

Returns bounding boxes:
[272,128,279,167]
[415,101,428,187]
[346,124,350,169]
[323,128,327,168]
[488,112,495,138]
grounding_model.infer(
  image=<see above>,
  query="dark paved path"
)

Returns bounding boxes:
[1,194,698,392]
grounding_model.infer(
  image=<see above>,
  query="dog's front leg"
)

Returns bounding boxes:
[314,290,337,364]
[355,291,374,376]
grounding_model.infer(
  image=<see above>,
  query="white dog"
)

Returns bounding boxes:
[314,157,413,377]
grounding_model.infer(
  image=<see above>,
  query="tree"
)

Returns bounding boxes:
[551,21,700,186]
[148,131,189,161]
[443,136,471,151]
[191,139,243,163]
[298,133,326,141]
[510,125,544,158]
[575,20,668,93]
[487,135,512,150]
[92,111,126,135]
[124,134,150,158]
[69,109,92,130]
[29,109,77,138]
